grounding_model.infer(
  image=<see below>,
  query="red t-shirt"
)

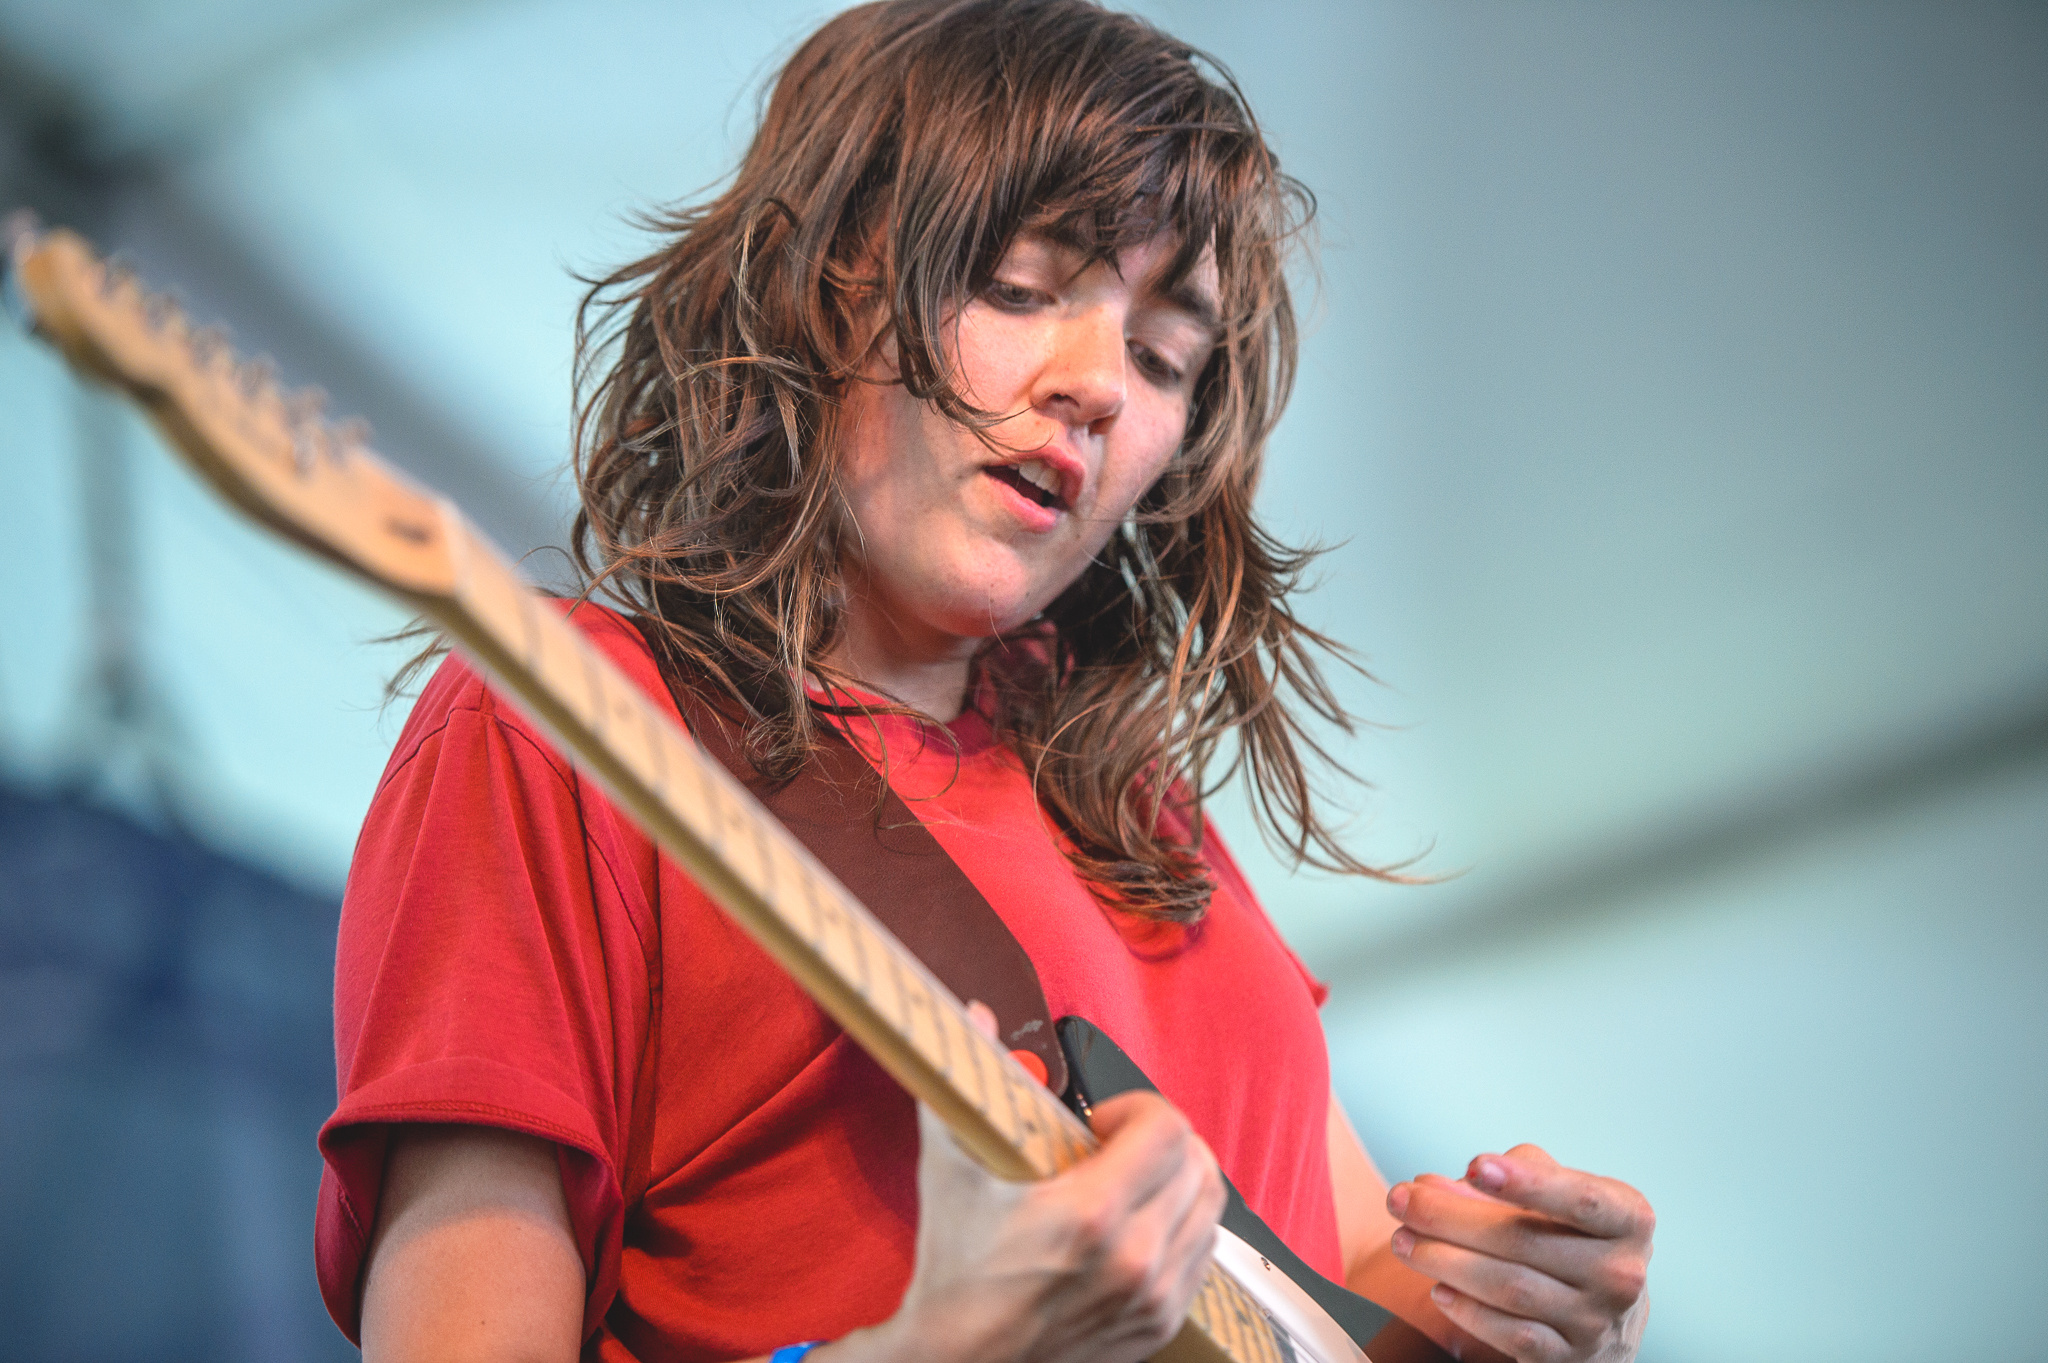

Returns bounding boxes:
[318,604,1339,1361]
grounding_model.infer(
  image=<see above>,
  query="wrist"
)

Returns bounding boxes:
[812,1300,993,1363]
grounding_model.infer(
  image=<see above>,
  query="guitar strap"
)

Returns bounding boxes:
[621,624,1452,1362]
[629,623,1067,1098]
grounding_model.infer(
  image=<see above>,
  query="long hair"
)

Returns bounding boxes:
[573,0,1396,919]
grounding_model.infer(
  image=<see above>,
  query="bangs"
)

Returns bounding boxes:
[875,0,1297,329]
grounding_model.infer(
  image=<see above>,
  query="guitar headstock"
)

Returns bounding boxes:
[5,217,459,603]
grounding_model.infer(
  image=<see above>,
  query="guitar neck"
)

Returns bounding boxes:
[434,518,1090,1181]
[10,223,1306,1363]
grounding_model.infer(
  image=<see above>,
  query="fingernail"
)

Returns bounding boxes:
[1472,1158,1506,1191]
[1430,1284,1455,1308]
[1390,1228,1414,1256]
[1388,1183,1410,1216]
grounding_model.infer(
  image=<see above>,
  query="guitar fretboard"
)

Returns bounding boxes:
[13,223,1298,1363]
[437,528,1295,1363]
[441,517,1100,1180]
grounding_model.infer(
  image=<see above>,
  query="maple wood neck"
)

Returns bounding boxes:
[9,222,1291,1363]
[435,531,1290,1363]
[441,521,1094,1178]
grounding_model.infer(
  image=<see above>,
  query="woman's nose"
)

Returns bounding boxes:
[1035,307,1127,431]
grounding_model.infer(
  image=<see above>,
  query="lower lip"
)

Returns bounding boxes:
[983,469,1064,532]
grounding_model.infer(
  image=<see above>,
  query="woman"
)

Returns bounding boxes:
[318,4,1654,1361]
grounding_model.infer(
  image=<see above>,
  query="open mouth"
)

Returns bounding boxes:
[985,460,1067,512]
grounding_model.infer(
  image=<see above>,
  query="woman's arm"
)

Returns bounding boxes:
[360,1008,1226,1363]
[360,1125,586,1363]
[1327,1097,1482,1356]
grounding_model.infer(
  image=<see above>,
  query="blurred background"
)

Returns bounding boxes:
[1,1,2042,1359]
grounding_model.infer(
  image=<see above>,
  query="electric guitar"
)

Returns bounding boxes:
[5,221,1453,1363]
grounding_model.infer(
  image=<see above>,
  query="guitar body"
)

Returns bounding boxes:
[1058,1018,1453,1363]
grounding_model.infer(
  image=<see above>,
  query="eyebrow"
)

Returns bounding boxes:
[1161,278,1222,336]
[1022,229,1221,335]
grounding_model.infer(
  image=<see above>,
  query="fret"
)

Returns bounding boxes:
[1036,1084,1078,1160]
[809,880,839,961]
[716,769,757,875]
[747,812,778,901]
[795,866,833,959]
[842,894,877,1001]
[452,529,526,667]
[1009,1074,1055,1174]
[694,755,728,855]
[664,725,712,831]
[1187,1280,1223,1355]
[880,942,914,1036]
[954,1023,1003,1129]
[982,1046,1027,1150]
[1227,1272,1282,1363]
[1038,1091,1086,1175]
[1220,1277,1269,1358]
[812,885,864,985]
[581,643,612,742]
[1215,1275,1257,1363]
[640,690,672,801]
[926,981,956,1080]
[1030,1090,1066,1176]
[515,587,543,671]
[1208,1274,1249,1363]
[527,608,595,730]
[899,971,940,1074]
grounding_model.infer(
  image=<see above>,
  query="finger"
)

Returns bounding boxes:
[1502,1143,1559,1172]
[1158,1134,1226,1276]
[1419,1171,1511,1206]
[1427,1282,1571,1363]
[1161,1210,1223,1326]
[1097,1113,1223,1274]
[1391,1177,1611,1288]
[1390,1227,1582,1338]
[1070,1091,1201,1216]
[963,1000,1000,1040]
[1098,1124,1225,1337]
[1466,1152,1652,1243]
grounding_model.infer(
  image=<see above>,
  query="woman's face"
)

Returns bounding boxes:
[835,232,1220,669]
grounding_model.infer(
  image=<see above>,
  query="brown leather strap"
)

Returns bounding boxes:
[631,629,1066,1096]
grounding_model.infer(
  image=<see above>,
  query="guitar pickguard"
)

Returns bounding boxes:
[1056,1018,1454,1363]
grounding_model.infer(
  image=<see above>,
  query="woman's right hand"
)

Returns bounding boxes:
[823,1008,1228,1363]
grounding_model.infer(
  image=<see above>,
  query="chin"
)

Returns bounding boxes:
[924,579,1047,642]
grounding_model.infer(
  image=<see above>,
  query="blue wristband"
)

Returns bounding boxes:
[770,1345,824,1363]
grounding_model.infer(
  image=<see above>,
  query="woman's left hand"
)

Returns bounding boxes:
[1387,1144,1653,1363]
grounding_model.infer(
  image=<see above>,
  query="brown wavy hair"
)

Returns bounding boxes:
[572,0,1394,919]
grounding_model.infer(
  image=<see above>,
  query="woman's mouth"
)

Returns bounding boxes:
[984,458,1067,511]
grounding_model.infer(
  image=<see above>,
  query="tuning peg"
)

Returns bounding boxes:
[285,386,329,425]
[2,209,39,259]
[190,323,231,369]
[141,287,186,335]
[101,252,140,301]
[332,416,373,451]
[236,354,279,403]
[1,211,38,330]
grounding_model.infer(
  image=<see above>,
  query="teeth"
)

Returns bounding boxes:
[1017,459,1060,498]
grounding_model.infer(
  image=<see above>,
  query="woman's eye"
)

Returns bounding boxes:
[985,281,1041,311]
[1130,343,1183,386]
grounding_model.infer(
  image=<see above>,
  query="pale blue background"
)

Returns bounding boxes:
[1,3,2043,1360]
